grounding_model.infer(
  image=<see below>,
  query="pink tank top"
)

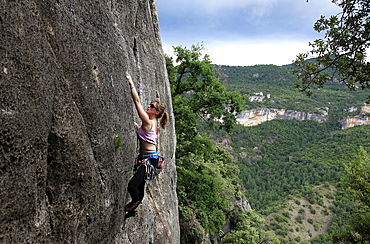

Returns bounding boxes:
[137,121,158,144]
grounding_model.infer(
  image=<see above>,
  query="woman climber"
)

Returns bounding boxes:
[125,72,169,212]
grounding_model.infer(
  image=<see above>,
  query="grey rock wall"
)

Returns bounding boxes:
[0,0,179,243]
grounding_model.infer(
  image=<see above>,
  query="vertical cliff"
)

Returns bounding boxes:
[0,0,179,243]
[236,108,328,126]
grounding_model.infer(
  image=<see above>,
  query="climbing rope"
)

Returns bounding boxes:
[146,182,173,244]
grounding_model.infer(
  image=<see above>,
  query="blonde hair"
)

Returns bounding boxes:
[152,100,168,129]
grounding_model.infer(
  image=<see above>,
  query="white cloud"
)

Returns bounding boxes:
[207,40,311,66]
[158,0,343,66]
[162,39,313,66]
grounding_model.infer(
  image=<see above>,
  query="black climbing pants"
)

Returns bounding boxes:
[127,165,146,203]
[127,154,159,204]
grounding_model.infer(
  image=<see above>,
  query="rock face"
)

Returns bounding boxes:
[237,108,328,126]
[0,1,179,243]
[340,116,370,129]
[340,104,370,129]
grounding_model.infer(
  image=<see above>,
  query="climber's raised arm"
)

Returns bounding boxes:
[126,72,151,129]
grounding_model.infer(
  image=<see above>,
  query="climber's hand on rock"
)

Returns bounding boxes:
[126,72,132,81]
[126,71,134,88]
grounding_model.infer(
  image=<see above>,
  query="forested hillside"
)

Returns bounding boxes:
[200,64,370,243]
[217,65,368,117]
[204,120,370,211]
[166,43,369,243]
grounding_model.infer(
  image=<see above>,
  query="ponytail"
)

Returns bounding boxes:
[160,112,169,129]
[151,100,168,129]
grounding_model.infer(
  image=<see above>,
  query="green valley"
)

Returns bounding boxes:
[166,44,370,243]
[200,64,370,243]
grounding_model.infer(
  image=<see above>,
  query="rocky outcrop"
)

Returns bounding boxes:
[1,1,179,243]
[340,116,370,129]
[361,104,370,114]
[340,104,370,129]
[236,108,328,126]
[235,195,252,211]
[237,105,370,129]
[248,92,270,102]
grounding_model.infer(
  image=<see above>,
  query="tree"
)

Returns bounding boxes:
[165,43,245,159]
[293,0,370,101]
[166,43,289,243]
[165,44,270,243]
[220,209,280,244]
[176,147,238,241]
[334,147,370,243]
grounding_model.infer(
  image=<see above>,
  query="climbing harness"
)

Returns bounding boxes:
[134,157,156,180]
[146,182,173,244]
[134,155,165,180]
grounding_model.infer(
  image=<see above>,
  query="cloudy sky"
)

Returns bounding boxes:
[156,0,341,66]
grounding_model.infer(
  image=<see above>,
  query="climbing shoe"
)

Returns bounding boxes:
[125,201,139,211]
[125,210,137,219]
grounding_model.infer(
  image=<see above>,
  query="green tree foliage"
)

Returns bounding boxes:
[165,44,252,242]
[206,63,370,242]
[219,65,367,116]
[177,148,238,240]
[198,62,370,242]
[166,44,245,159]
[166,42,370,242]
[293,0,370,101]
[220,209,280,244]
[311,190,357,243]
[341,147,370,206]
[333,147,370,243]
[204,116,370,213]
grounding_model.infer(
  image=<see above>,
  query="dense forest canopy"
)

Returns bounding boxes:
[204,63,370,243]
[166,41,370,243]
[201,62,370,242]
[203,119,370,211]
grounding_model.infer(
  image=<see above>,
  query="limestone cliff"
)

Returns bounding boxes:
[340,116,370,129]
[238,105,370,129]
[340,104,370,129]
[236,108,328,126]
[0,1,179,243]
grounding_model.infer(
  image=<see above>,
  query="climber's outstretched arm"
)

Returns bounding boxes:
[126,73,151,127]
